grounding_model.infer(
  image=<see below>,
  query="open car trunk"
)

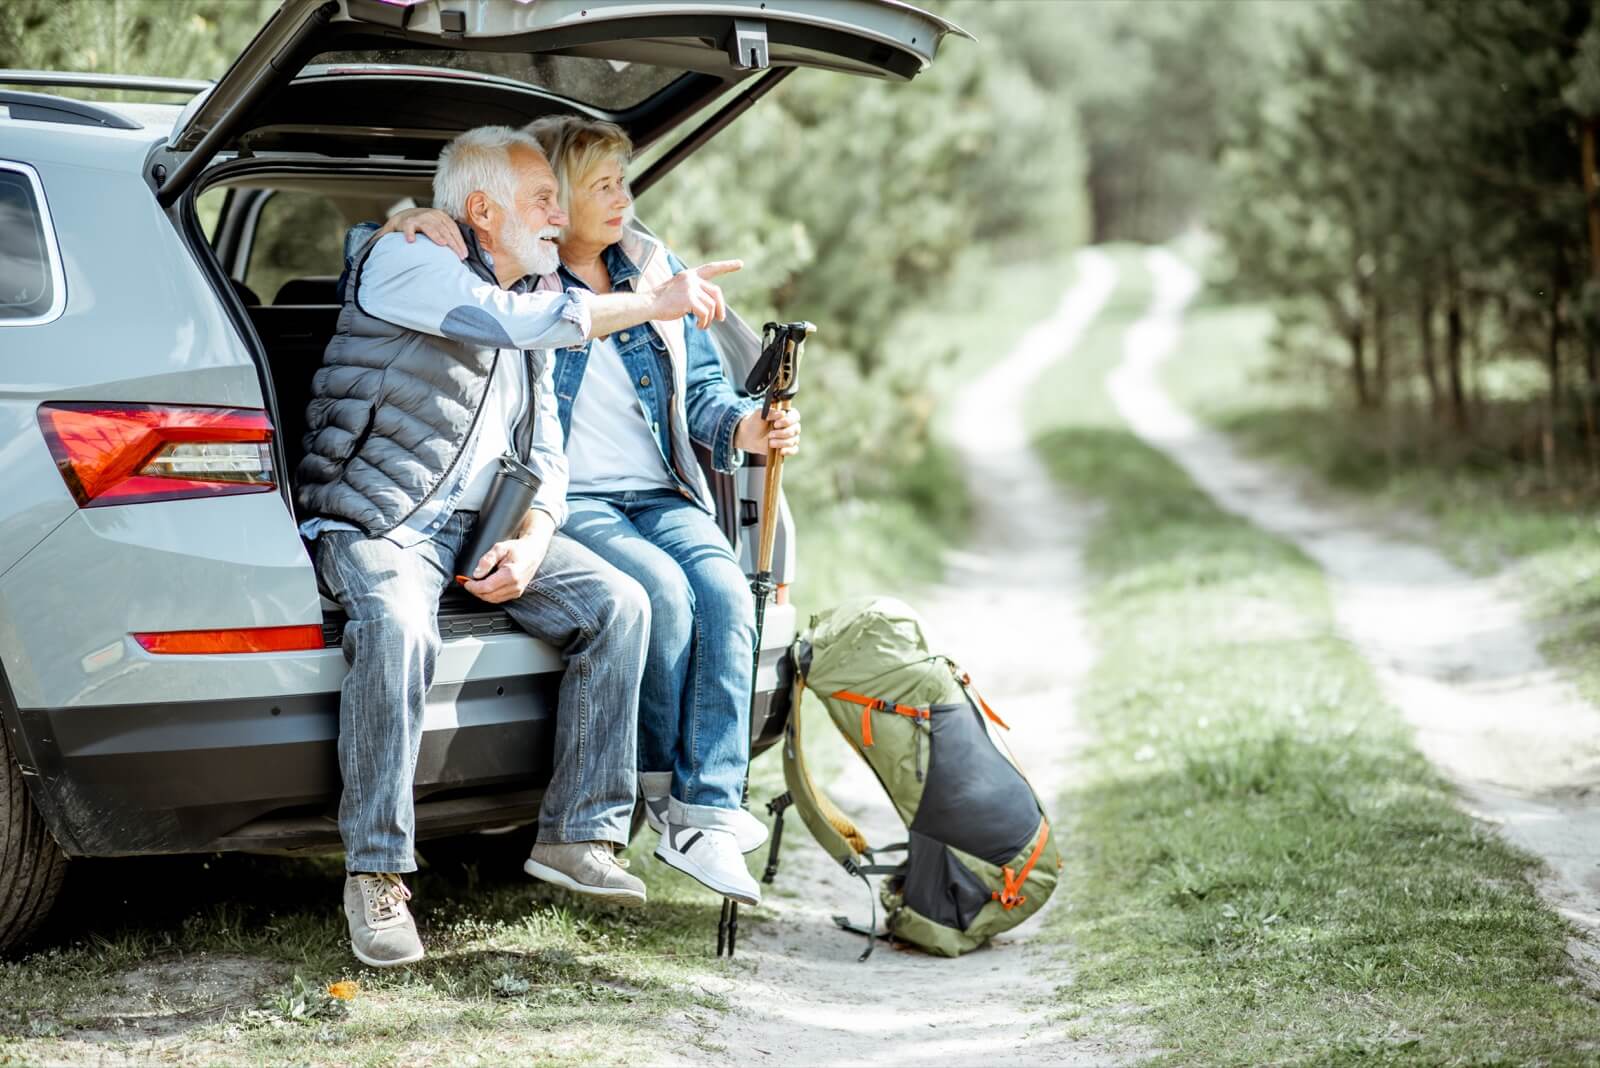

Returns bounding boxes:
[155,0,968,204]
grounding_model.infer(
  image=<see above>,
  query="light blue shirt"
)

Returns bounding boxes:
[300,233,588,546]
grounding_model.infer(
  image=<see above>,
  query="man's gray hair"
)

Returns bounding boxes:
[433,125,544,221]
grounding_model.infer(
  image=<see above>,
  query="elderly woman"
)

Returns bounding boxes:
[383,117,798,907]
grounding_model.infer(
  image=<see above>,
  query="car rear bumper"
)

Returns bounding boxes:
[2,644,794,858]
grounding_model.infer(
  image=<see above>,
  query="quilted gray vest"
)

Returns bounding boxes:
[295,225,535,535]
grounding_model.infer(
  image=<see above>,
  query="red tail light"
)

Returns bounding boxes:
[37,403,275,507]
[134,626,324,655]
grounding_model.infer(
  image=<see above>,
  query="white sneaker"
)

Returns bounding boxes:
[728,807,769,855]
[655,819,761,906]
[641,781,769,855]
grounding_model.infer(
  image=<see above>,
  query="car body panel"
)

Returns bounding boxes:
[2,639,791,857]
[0,496,320,710]
[0,124,265,579]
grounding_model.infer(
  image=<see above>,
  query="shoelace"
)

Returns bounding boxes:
[591,842,630,870]
[365,872,412,925]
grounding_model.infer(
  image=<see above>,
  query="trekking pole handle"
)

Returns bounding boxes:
[755,322,814,575]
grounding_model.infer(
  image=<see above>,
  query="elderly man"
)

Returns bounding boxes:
[296,125,740,967]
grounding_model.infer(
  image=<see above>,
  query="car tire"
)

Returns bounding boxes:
[421,799,649,882]
[0,725,68,956]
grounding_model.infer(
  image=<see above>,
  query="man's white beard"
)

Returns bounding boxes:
[502,213,562,277]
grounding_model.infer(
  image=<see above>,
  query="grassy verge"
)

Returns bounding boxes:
[1161,298,1600,706]
[1030,251,1600,1064]
[0,845,740,1065]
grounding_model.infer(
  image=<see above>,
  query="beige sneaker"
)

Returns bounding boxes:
[524,841,647,906]
[343,873,424,968]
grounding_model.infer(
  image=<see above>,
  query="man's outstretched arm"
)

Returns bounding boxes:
[361,217,743,339]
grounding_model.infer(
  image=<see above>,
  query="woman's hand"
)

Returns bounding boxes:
[376,207,467,260]
[735,406,801,457]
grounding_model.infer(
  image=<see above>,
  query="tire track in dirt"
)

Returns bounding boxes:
[665,252,1134,1066]
[1107,247,1600,960]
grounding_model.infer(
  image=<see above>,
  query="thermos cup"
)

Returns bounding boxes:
[456,455,541,581]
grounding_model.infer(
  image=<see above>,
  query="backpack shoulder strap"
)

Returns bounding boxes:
[782,639,872,865]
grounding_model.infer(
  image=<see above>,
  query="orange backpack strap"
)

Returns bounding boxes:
[954,670,1010,731]
[830,690,929,748]
[993,816,1050,911]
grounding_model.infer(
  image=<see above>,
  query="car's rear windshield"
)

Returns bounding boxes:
[308,49,684,111]
[0,168,59,324]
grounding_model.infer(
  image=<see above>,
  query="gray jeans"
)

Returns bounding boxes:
[316,511,648,873]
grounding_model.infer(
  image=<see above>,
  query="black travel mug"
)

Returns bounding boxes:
[455,455,541,581]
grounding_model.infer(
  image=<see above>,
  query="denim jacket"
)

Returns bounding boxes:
[553,237,757,512]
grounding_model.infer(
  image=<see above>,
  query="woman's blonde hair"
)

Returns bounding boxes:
[522,115,634,224]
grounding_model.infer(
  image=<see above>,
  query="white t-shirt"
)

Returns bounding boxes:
[455,351,527,512]
[566,335,676,495]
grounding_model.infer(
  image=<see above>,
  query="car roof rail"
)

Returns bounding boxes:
[0,89,143,130]
[0,70,212,96]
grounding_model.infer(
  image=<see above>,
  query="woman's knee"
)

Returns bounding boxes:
[644,565,697,643]
[692,558,755,629]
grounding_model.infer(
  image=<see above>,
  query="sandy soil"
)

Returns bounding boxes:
[668,257,1143,1066]
[1107,247,1600,946]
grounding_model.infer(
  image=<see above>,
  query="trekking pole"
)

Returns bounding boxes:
[718,320,814,959]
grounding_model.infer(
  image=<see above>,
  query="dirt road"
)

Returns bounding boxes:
[1107,247,1600,950]
[670,256,1130,1066]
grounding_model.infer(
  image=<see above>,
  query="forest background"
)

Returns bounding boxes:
[4,0,1599,601]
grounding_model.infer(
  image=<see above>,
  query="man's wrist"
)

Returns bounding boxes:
[586,288,658,339]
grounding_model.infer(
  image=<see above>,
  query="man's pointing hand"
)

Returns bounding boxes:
[651,260,743,330]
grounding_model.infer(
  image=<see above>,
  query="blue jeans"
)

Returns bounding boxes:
[564,491,755,821]
[316,512,649,873]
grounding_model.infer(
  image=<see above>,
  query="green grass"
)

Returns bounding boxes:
[1029,251,1600,1065]
[0,846,737,1065]
[1163,299,1600,707]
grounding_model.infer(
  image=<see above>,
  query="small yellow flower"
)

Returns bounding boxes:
[326,980,360,1000]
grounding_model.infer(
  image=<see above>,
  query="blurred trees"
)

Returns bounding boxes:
[0,0,276,87]
[1033,0,1291,243]
[647,0,1094,510]
[1214,0,1600,473]
[648,0,1280,509]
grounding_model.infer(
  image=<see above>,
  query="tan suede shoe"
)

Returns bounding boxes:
[344,872,424,967]
[523,841,646,906]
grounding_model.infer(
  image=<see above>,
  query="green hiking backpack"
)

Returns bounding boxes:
[763,595,1060,959]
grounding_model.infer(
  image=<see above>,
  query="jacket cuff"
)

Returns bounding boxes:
[531,497,567,531]
[560,288,593,341]
[713,397,762,473]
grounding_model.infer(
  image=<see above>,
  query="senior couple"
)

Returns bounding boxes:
[295,119,800,967]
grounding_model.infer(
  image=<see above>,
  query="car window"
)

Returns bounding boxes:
[0,165,64,325]
[245,192,346,305]
[196,187,228,244]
